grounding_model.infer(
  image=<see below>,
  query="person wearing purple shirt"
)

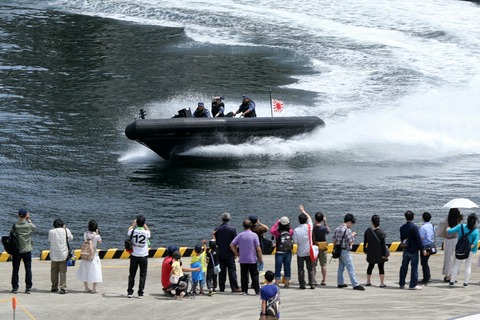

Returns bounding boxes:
[230,219,263,295]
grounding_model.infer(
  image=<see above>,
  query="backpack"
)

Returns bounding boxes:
[276,230,293,252]
[2,224,19,255]
[455,225,473,260]
[80,238,95,260]
[266,286,280,317]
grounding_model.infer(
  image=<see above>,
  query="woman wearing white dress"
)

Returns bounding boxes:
[442,209,462,282]
[76,220,102,293]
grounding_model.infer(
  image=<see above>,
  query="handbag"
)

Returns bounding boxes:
[125,227,136,253]
[65,228,76,267]
[307,224,318,261]
[317,241,328,252]
[332,229,347,259]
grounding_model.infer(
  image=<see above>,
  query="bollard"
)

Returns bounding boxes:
[12,296,17,320]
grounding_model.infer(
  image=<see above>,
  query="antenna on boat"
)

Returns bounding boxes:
[269,89,273,118]
[139,109,146,119]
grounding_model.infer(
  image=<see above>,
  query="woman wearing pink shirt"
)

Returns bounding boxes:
[270,217,293,288]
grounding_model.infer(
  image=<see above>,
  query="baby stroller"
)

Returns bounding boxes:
[164,274,194,299]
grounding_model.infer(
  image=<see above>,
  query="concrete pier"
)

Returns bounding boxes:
[0,252,479,319]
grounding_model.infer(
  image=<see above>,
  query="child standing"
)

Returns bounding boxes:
[190,243,206,295]
[206,240,219,296]
[171,251,185,299]
[259,270,280,320]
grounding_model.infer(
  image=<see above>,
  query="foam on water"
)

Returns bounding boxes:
[38,0,480,162]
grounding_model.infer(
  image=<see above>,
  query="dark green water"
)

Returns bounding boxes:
[1,4,479,254]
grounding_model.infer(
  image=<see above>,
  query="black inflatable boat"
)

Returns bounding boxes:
[125,109,325,160]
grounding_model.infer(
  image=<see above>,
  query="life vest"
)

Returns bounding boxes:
[238,100,256,117]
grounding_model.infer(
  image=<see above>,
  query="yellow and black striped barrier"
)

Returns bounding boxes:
[36,242,405,260]
[0,242,435,261]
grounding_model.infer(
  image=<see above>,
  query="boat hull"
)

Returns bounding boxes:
[125,116,325,160]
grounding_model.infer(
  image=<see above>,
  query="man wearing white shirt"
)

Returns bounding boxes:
[293,205,315,290]
[127,215,151,299]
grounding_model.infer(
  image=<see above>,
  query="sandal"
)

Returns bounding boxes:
[380,284,387,288]
[84,288,92,293]
[366,283,372,286]
[320,282,326,286]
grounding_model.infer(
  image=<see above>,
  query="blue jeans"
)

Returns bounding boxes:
[399,250,419,288]
[274,251,292,280]
[337,250,359,287]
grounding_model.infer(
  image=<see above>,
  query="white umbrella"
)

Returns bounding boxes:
[443,198,479,209]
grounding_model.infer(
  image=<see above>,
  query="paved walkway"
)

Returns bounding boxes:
[0,252,479,319]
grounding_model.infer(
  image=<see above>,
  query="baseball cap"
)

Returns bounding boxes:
[198,102,205,107]
[18,208,28,217]
[167,245,178,254]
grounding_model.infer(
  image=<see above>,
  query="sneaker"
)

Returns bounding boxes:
[127,294,133,298]
[25,289,31,294]
[179,292,185,299]
[353,285,365,291]
[51,288,58,292]
[408,286,422,290]
[59,289,68,294]
[337,284,348,288]
[242,292,248,296]
[299,286,306,290]
[449,282,454,287]
[309,285,315,290]
[399,286,405,289]
[207,290,215,296]
[463,283,468,288]
[11,289,18,294]
[138,295,144,299]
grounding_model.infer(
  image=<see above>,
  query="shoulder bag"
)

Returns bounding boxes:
[210,251,221,274]
[66,229,76,267]
[332,229,347,259]
[125,227,136,253]
[2,224,19,255]
[425,225,437,255]
[308,224,319,262]
[369,228,390,259]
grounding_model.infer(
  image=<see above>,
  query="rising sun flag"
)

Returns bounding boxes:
[272,99,284,112]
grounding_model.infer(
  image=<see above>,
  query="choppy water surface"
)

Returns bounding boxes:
[1,0,480,253]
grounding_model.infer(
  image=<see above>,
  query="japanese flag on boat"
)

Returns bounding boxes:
[272,99,284,112]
